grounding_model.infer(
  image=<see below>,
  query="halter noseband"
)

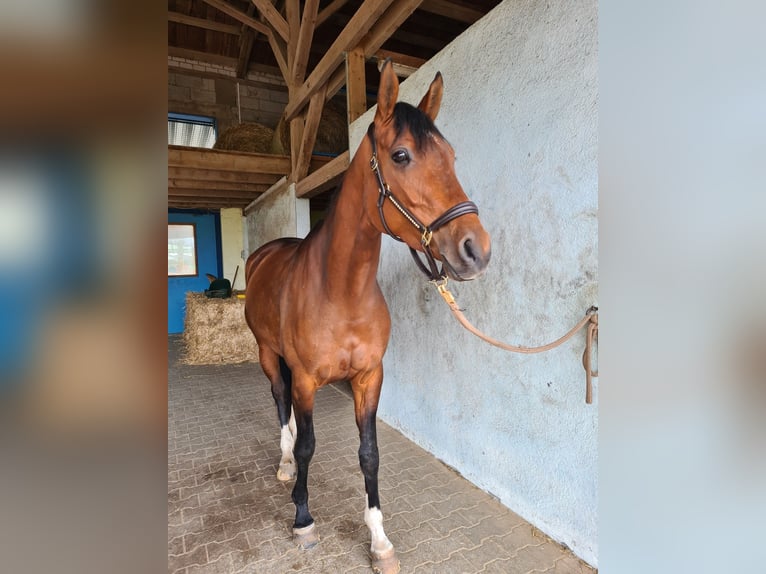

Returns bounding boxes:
[367,123,479,281]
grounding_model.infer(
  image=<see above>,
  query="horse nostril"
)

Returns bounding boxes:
[460,237,477,262]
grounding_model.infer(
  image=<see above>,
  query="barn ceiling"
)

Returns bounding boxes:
[168,0,502,210]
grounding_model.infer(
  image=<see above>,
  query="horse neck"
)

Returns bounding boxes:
[317,138,382,299]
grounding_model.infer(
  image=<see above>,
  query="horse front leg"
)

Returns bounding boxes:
[352,367,400,574]
[291,376,319,549]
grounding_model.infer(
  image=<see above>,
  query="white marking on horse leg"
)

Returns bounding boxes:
[364,496,394,557]
[288,407,297,440]
[277,423,296,481]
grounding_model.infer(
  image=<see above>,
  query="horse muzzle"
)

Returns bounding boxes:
[437,227,491,281]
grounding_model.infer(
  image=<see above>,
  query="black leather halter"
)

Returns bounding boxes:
[367,123,479,281]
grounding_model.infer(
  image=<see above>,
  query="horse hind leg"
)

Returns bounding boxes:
[276,357,297,481]
[259,347,296,481]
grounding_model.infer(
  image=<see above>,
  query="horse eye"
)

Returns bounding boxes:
[391,149,410,164]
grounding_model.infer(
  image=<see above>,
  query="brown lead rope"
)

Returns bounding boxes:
[433,280,599,404]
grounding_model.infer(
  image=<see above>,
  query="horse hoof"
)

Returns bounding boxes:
[371,548,400,574]
[277,462,296,482]
[293,523,320,549]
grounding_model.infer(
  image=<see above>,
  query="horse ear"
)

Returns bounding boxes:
[375,58,399,125]
[418,71,444,121]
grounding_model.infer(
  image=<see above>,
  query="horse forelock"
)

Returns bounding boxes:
[392,102,444,151]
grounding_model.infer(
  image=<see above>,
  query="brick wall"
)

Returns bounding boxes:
[168,56,289,134]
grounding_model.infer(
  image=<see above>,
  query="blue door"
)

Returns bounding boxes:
[168,210,222,334]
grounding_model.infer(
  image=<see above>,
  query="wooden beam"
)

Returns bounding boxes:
[267,31,289,81]
[316,0,349,27]
[283,0,396,121]
[296,151,349,198]
[168,12,241,35]
[251,0,289,41]
[419,0,484,24]
[168,46,237,68]
[323,0,424,103]
[168,146,292,173]
[285,0,300,85]
[294,85,327,181]
[235,3,258,78]
[359,0,424,56]
[289,115,304,176]
[236,28,256,78]
[169,179,274,193]
[291,0,320,87]
[169,189,265,199]
[168,202,246,211]
[345,48,367,123]
[374,49,426,70]
[201,0,271,36]
[168,167,282,185]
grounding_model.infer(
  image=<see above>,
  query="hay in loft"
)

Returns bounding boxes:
[213,122,275,153]
[182,292,259,365]
[272,99,348,155]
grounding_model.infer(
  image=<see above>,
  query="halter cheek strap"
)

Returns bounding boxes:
[367,123,479,281]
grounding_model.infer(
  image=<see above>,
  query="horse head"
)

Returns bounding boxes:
[366,59,491,281]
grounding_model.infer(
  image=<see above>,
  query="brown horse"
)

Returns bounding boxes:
[244,60,491,573]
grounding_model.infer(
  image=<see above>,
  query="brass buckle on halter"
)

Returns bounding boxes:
[421,229,433,247]
[370,155,379,173]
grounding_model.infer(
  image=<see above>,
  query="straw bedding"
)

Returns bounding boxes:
[182,292,259,365]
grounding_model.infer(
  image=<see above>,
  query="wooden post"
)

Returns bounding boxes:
[345,47,367,124]
[289,115,305,180]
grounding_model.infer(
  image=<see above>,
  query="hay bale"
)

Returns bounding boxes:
[213,122,275,153]
[272,99,349,155]
[182,292,259,365]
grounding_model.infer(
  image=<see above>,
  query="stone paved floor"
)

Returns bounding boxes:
[168,336,596,574]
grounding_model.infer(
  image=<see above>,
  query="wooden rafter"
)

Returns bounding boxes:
[420,0,484,24]
[285,0,300,81]
[289,115,304,175]
[291,0,320,87]
[361,0,425,56]
[294,84,327,181]
[168,12,241,35]
[375,49,426,70]
[268,31,290,81]
[296,151,350,198]
[169,46,238,68]
[323,0,424,102]
[251,0,289,41]
[200,0,271,38]
[283,0,397,122]
[235,3,258,78]
[316,0,350,27]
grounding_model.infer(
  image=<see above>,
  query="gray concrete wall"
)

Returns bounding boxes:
[349,0,598,565]
[245,180,311,252]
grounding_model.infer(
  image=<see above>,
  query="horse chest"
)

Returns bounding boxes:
[308,331,386,383]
